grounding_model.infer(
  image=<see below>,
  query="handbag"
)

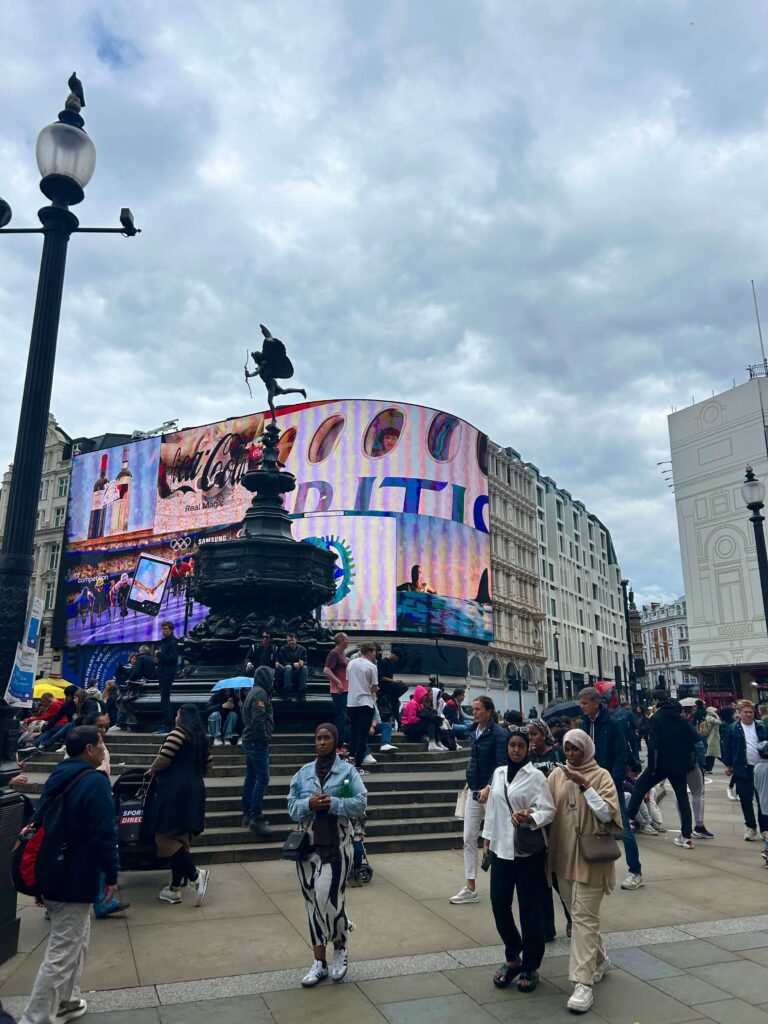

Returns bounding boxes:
[567,781,621,863]
[502,779,546,856]
[280,828,310,861]
[454,785,468,819]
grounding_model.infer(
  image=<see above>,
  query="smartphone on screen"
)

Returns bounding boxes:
[126,555,173,616]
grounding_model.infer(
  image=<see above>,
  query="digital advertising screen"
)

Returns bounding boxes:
[56,399,492,649]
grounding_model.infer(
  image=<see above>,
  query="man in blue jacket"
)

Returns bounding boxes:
[18,726,119,1024]
[722,699,768,841]
[580,687,644,891]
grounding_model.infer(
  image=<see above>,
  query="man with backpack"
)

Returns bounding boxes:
[16,726,119,1024]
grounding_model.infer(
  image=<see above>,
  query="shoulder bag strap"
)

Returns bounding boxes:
[567,780,583,838]
[32,767,92,824]
[501,777,515,821]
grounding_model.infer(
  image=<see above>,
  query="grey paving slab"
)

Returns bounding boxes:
[650,975,732,1005]
[482,992,610,1024]
[706,931,768,951]
[688,961,768,1005]
[380,993,498,1024]
[264,984,387,1024]
[642,940,740,969]
[683,915,768,938]
[61,1012,161,1024]
[349,952,459,982]
[608,947,684,980]
[448,964,560,1004]
[358,973,461,1004]
[692,999,768,1024]
[159,993,274,1024]
[580,970,703,1024]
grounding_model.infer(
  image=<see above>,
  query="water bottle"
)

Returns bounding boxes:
[340,776,352,799]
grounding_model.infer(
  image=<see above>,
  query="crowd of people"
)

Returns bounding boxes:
[13,631,768,1022]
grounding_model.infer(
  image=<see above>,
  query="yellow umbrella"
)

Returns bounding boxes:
[33,680,67,700]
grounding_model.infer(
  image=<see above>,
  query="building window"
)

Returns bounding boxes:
[39,626,47,656]
[39,479,49,501]
[550,598,557,616]
[54,506,65,528]
[48,544,59,571]
[57,476,69,497]
[44,582,55,610]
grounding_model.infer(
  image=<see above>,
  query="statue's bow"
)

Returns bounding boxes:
[244,350,252,398]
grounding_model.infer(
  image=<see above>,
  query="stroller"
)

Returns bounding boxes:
[112,768,167,871]
[348,817,374,886]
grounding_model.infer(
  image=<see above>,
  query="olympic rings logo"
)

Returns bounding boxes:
[170,536,193,552]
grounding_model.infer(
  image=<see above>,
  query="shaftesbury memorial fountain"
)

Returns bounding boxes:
[179,326,337,697]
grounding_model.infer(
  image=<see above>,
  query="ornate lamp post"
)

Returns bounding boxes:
[0,77,138,760]
[742,465,768,632]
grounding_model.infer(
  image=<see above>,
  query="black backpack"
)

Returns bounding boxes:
[11,769,89,899]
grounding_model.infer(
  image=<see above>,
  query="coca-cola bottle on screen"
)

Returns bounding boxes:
[87,454,109,539]
[112,447,133,534]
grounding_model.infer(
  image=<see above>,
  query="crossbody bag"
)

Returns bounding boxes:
[566,780,621,863]
[502,779,546,856]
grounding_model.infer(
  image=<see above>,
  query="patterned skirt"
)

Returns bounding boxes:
[296,820,354,948]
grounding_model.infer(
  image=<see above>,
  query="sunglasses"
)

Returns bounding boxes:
[508,726,529,737]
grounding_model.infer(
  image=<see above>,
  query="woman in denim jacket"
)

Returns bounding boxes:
[288,723,368,988]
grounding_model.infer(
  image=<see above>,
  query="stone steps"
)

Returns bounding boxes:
[23,729,469,863]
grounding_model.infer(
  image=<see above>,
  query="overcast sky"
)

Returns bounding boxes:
[1,1,766,607]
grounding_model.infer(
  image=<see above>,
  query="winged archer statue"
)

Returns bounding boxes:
[245,324,307,419]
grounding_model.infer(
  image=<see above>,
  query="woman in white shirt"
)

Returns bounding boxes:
[481,726,555,993]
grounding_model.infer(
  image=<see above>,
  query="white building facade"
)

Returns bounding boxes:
[0,414,72,678]
[640,598,692,695]
[669,376,768,701]
[527,465,629,703]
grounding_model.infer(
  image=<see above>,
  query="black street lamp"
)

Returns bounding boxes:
[742,465,768,632]
[0,77,138,760]
[553,628,563,698]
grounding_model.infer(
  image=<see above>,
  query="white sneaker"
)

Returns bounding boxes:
[593,958,611,984]
[379,743,398,752]
[567,983,593,1013]
[302,959,329,987]
[727,787,738,801]
[109,726,123,732]
[449,887,480,904]
[673,836,694,849]
[213,738,223,747]
[620,872,644,890]
[362,754,377,766]
[194,868,210,906]
[455,743,464,750]
[427,740,442,752]
[56,999,88,1020]
[639,824,657,835]
[745,828,758,841]
[761,831,768,842]
[159,886,182,904]
[331,946,349,982]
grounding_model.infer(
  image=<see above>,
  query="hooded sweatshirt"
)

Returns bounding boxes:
[401,685,429,727]
[242,666,275,744]
[647,698,698,775]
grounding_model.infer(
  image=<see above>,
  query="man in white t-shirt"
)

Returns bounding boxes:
[346,642,379,774]
[724,700,768,841]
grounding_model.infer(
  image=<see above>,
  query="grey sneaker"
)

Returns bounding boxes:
[449,887,480,904]
[194,868,210,906]
[620,872,644,890]
[56,1000,88,1020]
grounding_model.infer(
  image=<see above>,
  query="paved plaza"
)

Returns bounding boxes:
[2,770,768,1023]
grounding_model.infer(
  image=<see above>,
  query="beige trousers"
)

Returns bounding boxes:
[558,878,608,985]
[19,901,91,1024]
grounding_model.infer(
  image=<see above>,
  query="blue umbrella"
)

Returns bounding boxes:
[211,676,254,691]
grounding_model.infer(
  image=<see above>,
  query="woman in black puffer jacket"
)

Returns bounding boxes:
[450,695,508,905]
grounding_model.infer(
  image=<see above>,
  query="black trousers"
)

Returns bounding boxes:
[402,710,440,743]
[627,767,692,838]
[490,849,548,972]
[159,677,174,730]
[379,681,408,726]
[348,705,375,767]
[704,755,716,772]
[736,767,768,832]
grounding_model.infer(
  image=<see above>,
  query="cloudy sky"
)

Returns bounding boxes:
[1,1,766,606]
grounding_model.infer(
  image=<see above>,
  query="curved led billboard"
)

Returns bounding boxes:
[56,399,492,647]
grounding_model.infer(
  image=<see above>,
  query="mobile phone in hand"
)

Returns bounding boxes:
[481,852,491,872]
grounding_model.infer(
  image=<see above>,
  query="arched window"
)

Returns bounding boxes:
[488,659,502,679]
[468,655,483,677]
